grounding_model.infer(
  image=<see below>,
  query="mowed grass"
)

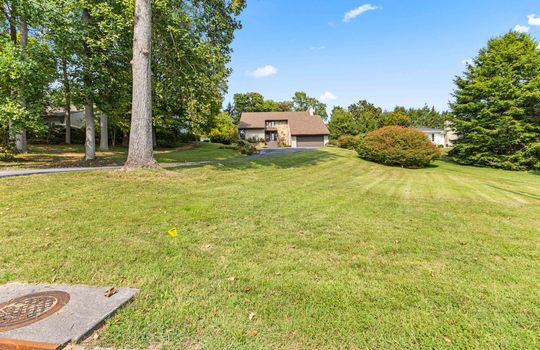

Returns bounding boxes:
[0,148,539,349]
[0,142,242,170]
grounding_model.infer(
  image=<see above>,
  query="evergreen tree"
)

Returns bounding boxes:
[450,31,540,170]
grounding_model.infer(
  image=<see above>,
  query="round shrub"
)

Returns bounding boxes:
[357,126,441,168]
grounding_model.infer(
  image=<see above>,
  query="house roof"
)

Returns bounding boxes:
[416,128,444,133]
[239,111,329,136]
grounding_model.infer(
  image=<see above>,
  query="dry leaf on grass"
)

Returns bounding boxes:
[247,330,258,336]
[104,286,118,297]
[443,336,453,344]
[248,312,256,321]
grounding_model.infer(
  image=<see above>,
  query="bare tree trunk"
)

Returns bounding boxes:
[100,113,109,150]
[62,59,71,144]
[125,0,157,168]
[15,13,28,152]
[82,8,95,160]
[85,97,95,160]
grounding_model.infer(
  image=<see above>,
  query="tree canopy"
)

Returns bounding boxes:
[450,31,540,170]
[0,0,245,158]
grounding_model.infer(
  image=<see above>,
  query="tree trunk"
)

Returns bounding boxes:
[112,127,116,148]
[15,13,28,152]
[125,0,157,168]
[62,59,71,144]
[122,132,129,147]
[100,113,109,151]
[82,8,95,160]
[85,97,95,160]
[9,4,17,44]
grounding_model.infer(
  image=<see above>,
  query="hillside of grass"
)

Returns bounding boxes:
[1,148,539,349]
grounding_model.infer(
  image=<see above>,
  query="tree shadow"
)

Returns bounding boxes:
[486,184,540,201]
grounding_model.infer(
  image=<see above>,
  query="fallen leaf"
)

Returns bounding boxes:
[228,277,235,281]
[248,312,256,321]
[431,272,436,278]
[104,287,118,298]
[244,287,251,292]
[247,330,258,336]
[443,336,452,344]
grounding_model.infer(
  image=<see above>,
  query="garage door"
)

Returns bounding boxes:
[296,135,324,148]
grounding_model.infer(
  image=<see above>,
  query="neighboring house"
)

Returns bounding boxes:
[416,124,457,147]
[45,108,85,129]
[238,111,330,148]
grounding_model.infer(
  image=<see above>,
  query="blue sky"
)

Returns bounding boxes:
[225,0,540,113]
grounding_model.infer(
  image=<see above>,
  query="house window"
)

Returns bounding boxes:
[266,121,275,127]
[239,129,246,140]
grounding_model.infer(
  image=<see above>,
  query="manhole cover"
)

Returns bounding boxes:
[0,291,70,332]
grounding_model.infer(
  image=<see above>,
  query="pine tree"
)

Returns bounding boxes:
[450,31,540,170]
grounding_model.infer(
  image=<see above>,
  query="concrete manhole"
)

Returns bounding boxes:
[0,291,70,332]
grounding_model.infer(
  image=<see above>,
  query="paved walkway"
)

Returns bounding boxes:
[0,148,308,179]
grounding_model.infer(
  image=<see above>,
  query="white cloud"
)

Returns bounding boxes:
[249,65,278,78]
[319,91,337,102]
[343,4,379,23]
[528,14,540,26]
[513,24,530,33]
[462,58,473,66]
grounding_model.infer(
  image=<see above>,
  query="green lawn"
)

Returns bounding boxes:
[1,148,539,349]
[0,142,242,170]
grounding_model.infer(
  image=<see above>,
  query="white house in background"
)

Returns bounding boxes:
[416,125,458,147]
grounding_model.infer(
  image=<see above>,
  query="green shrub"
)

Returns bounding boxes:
[357,126,441,168]
[208,127,236,145]
[336,134,362,149]
[0,143,15,161]
[235,140,258,155]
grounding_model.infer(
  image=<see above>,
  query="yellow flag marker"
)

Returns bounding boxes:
[167,227,178,237]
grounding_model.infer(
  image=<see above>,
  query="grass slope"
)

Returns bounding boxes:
[0,148,539,349]
[0,142,241,170]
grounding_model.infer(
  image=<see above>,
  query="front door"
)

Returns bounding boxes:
[266,131,278,147]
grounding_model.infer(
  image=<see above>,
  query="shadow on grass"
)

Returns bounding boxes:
[165,149,341,172]
[487,184,540,201]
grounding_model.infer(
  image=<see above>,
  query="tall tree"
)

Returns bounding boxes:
[450,31,540,170]
[82,7,95,160]
[0,0,54,153]
[14,7,28,151]
[233,92,265,115]
[292,91,328,121]
[125,0,156,168]
[328,106,358,139]
[348,100,384,134]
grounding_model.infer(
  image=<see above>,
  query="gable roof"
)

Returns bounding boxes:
[239,111,329,136]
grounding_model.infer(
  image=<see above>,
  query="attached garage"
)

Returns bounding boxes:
[296,135,325,148]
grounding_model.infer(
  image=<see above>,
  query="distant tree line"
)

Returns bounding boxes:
[228,91,329,121]
[328,101,449,140]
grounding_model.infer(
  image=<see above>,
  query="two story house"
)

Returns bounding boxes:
[238,111,330,148]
